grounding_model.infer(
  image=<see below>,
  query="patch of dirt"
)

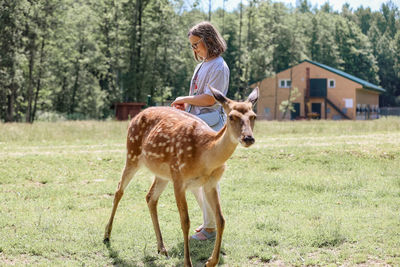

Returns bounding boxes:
[0,253,32,266]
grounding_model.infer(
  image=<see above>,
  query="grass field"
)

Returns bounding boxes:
[1,118,400,266]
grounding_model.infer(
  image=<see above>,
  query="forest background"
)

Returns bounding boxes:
[1,0,399,122]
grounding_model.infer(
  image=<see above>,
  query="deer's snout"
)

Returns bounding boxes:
[241,135,255,147]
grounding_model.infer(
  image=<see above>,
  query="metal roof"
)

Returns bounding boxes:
[302,59,385,93]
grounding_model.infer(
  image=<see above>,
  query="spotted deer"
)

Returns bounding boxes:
[104,86,259,267]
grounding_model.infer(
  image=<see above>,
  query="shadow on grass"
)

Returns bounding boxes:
[105,240,140,267]
[104,238,225,266]
[168,239,226,266]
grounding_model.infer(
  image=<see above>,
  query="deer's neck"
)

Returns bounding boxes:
[205,125,238,168]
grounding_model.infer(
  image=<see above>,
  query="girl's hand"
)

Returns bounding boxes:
[171,96,185,111]
[171,97,187,111]
[172,96,187,105]
[172,103,185,111]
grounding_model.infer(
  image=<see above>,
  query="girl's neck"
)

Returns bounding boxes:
[204,56,218,62]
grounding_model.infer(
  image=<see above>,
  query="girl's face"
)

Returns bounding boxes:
[189,34,207,60]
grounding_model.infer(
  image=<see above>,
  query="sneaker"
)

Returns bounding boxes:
[190,228,216,241]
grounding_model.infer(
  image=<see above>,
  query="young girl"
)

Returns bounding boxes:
[171,21,229,240]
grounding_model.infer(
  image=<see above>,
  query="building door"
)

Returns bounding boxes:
[311,103,321,119]
[291,103,300,120]
[310,79,327,97]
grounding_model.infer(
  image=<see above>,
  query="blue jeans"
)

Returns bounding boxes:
[197,111,226,131]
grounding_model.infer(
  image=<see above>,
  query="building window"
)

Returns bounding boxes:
[279,79,291,88]
[328,79,335,88]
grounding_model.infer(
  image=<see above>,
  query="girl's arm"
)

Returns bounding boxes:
[172,94,215,107]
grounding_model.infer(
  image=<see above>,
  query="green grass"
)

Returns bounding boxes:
[1,117,400,266]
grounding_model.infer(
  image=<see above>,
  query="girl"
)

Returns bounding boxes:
[171,21,229,241]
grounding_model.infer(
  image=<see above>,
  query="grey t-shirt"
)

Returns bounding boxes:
[187,56,230,115]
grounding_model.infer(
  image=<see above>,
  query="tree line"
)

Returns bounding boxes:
[0,0,399,122]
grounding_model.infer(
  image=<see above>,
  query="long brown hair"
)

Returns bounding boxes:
[188,21,226,61]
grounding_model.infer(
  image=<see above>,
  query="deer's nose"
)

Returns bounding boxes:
[243,135,255,145]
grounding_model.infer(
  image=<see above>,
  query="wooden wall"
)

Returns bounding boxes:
[255,62,380,120]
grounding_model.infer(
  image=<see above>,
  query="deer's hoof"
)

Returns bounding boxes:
[158,247,168,257]
[205,257,217,267]
[103,237,110,244]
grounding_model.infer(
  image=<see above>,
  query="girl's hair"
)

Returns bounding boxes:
[188,21,226,61]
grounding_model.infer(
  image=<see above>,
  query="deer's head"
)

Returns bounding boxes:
[210,86,259,147]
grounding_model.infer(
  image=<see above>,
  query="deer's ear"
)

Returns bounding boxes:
[246,87,259,106]
[209,85,229,106]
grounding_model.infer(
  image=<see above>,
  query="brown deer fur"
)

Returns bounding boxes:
[104,86,259,267]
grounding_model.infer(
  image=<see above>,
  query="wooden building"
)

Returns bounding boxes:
[251,60,385,120]
[115,102,146,120]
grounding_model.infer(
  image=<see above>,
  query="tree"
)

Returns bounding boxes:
[335,17,379,83]
[393,31,400,105]
[280,87,301,119]
[0,0,27,122]
[23,0,59,122]
[354,6,372,35]
[297,0,311,13]
[246,0,275,84]
[0,0,399,122]
[320,2,333,13]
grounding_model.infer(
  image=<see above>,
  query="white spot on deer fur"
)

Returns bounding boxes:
[166,147,170,153]
[170,146,174,153]
[176,142,181,148]
[179,163,186,170]
[152,143,157,148]
[178,149,183,155]
[135,135,139,141]
[128,154,132,159]
[187,146,192,151]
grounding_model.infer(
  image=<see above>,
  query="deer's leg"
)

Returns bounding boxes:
[173,182,192,267]
[104,162,138,242]
[146,176,169,256]
[203,166,226,267]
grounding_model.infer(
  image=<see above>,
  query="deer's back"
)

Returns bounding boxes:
[126,107,217,181]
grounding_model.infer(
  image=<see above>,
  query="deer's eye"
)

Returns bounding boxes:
[229,115,236,121]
